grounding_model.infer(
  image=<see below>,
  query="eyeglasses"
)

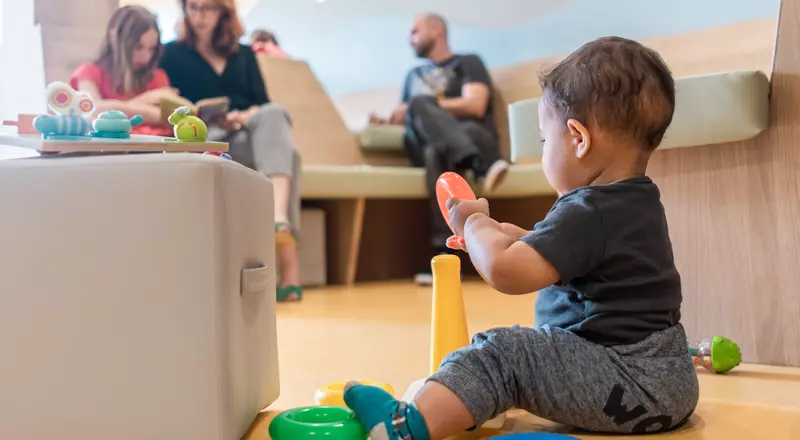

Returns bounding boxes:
[186,3,221,14]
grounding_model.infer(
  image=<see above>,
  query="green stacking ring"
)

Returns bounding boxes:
[269,406,367,440]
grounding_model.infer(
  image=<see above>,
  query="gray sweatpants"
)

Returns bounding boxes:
[208,103,302,234]
[428,324,699,434]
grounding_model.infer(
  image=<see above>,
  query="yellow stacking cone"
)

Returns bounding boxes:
[430,254,469,374]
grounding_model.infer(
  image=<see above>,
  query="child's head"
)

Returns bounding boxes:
[97,5,163,96]
[537,37,675,194]
[250,29,278,46]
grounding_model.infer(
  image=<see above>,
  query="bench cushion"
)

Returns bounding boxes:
[300,163,555,199]
[355,125,406,152]
[508,70,771,162]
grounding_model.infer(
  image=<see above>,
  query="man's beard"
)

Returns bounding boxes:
[414,41,433,58]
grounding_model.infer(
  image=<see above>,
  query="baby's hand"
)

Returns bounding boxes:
[446,235,467,252]
[446,197,490,236]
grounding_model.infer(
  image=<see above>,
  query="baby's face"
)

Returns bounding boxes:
[538,99,583,195]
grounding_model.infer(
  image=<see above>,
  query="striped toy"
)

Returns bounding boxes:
[33,114,91,137]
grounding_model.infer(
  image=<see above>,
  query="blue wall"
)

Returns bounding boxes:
[244,0,777,96]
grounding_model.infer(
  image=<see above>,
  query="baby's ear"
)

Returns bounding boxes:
[566,118,591,159]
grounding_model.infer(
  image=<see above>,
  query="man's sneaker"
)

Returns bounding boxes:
[414,270,465,286]
[482,159,509,194]
[413,271,434,286]
[414,250,464,286]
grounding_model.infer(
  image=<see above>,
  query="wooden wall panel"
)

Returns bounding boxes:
[35,0,119,84]
[257,56,366,166]
[648,1,800,367]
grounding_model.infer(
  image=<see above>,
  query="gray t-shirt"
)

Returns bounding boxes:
[522,176,682,347]
[400,54,496,137]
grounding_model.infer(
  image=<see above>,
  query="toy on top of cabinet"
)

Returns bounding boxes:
[33,81,146,141]
[33,82,97,139]
[91,110,144,139]
[167,106,209,142]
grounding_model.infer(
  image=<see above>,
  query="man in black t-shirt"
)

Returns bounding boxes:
[369,13,509,285]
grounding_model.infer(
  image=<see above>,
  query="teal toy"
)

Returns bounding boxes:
[690,335,742,374]
[91,110,144,139]
[269,406,367,440]
[168,106,208,142]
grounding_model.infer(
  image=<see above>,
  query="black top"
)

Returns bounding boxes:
[159,42,269,111]
[401,54,496,137]
[522,177,682,347]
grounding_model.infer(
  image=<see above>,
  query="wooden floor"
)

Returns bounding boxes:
[245,281,800,439]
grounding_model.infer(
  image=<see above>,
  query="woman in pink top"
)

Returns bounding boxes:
[70,5,176,137]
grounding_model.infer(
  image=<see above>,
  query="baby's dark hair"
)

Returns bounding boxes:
[251,29,278,46]
[539,36,675,150]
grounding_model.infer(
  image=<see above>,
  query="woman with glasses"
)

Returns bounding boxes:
[160,0,304,302]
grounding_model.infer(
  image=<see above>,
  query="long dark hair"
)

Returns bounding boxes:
[177,0,244,57]
[96,5,163,97]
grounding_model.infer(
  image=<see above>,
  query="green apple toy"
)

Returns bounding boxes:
[690,335,742,374]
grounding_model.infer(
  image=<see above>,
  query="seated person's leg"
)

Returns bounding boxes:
[246,103,297,228]
[287,149,302,236]
[406,95,481,167]
[412,147,461,286]
[214,127,256,171]
[277,150,303,299]
[406,95,508,190]
[345,324,698,440]
[460,121,509,193]
[245,103,304,301]
[403,129,426,168]
[405,96,470,285]
[207,124,232,143]
[406,96,506,284]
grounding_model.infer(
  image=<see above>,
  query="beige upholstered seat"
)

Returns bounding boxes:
[0,153,279,440]
[318,70,771,199]
[300,163,554,199]
[508,70,771,163]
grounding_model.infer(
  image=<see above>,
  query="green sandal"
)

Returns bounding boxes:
[277,285,303,302]
[275,222,301,302]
